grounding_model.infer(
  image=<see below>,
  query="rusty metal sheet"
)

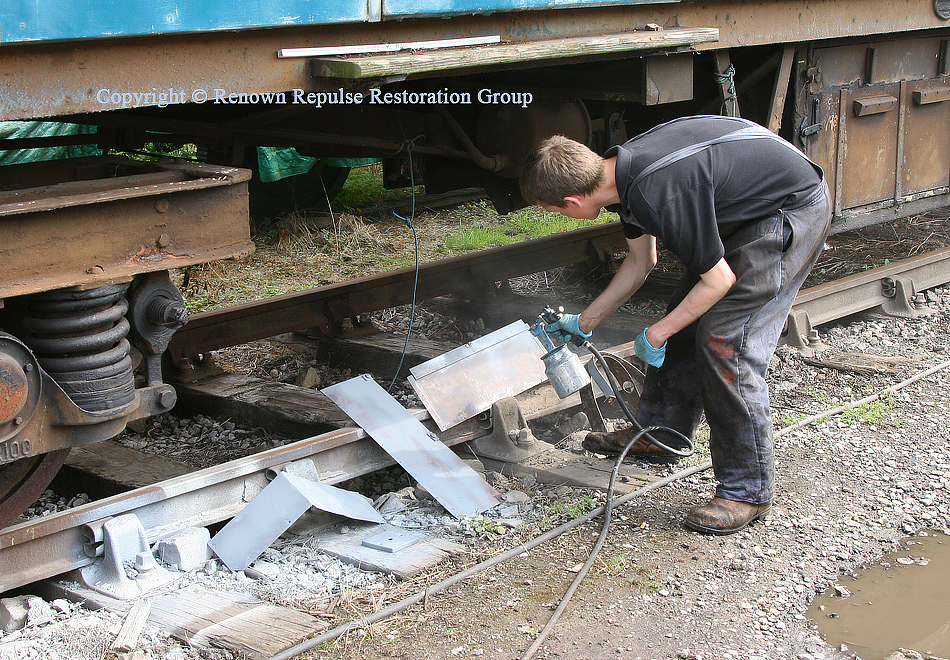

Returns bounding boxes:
[0,156,253,300]
[408,321,548,431]
[2,0,948,120]
[839,83,901,209]
[902,77,950,196]
[322,374,501,518]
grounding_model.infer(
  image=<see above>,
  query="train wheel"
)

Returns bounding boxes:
[0,449,69,529]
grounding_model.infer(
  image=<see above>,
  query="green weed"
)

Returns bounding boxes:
[444,226,518,252]
[842,393,897,426]
[461,515,506,541]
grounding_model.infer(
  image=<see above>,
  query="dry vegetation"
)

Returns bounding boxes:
[174,164,950,315]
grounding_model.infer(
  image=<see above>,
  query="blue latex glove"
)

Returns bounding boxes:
[635,327,667,368]
[544,313,592,344]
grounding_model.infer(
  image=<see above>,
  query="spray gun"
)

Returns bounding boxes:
[531,305,695,458]
[531,306,592,399]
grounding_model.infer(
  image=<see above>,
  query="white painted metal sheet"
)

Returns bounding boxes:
[322,374,501,518]
[408,320,548,431]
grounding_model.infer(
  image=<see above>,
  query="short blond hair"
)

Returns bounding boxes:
[519,135,604,207]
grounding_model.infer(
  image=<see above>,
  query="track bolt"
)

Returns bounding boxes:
[158,388,176,409]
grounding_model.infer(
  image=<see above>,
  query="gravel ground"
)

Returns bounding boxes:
[2,284,949,660]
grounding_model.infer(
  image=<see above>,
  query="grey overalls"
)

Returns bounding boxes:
[629,118,832,505]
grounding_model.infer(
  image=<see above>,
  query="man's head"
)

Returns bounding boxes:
[519,135,605,209]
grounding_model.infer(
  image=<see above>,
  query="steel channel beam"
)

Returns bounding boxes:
[1,0,946,120]
[0,157,254,299]
[167,222,628,362]
[791,246,950,326]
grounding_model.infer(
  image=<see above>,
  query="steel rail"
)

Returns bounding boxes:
[167,222,628,366]
[0,335,642,593]
[170,222,950,362]
[0,413,475,593]
[789,246,950,329]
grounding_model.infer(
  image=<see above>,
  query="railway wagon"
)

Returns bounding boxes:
[1,0,948,526]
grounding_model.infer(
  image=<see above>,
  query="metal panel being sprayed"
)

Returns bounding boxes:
[322,375,501,518]
[408,320,548,431]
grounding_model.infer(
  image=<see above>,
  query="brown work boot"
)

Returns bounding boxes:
[582,426,685,463]
[683,497,771,535]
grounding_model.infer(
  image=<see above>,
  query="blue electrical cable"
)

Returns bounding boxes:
[386,139,420,393]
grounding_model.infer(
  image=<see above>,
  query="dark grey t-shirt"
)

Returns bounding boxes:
[604,116,823,274]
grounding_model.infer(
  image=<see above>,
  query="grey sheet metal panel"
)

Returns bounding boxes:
[322,374,501,518]
[408,321,548,431]
[208,471,383,571]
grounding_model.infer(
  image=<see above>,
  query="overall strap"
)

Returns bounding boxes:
[630,122,814,188]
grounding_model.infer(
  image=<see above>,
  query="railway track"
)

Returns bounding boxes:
[1,228,949,657]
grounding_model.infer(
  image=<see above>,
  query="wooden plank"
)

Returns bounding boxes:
[278,35,501,58]
[310,28,720,79]
[768,45,797,133]
[110,600,151,653]
[63,440,194,495]
[45,582,322,660]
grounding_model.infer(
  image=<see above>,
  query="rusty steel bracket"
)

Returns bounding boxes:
[878,276,935,318]
[128,272,190,387]
[470,396,544,463]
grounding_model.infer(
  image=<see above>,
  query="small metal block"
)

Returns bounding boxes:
[362,530,420,553]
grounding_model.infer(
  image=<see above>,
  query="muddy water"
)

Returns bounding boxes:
[808,530,950,659]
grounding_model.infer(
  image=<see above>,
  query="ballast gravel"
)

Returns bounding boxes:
[2,285,950,660]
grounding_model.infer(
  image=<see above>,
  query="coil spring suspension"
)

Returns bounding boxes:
[20,283,135,412]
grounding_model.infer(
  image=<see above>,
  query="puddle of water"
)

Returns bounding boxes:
[808,530,950,659]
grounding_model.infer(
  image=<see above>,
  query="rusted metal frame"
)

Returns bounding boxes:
[767,45,797,133]
[834,88,847,218]
[790,247,950,330]
[3,0,948,121]
[0,161,254,300]
[167,223,629,364]
[829,191,950,235]
[896,79,908,201]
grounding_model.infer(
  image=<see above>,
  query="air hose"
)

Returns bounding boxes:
[521,340,695,659]
[581,338,694,457]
